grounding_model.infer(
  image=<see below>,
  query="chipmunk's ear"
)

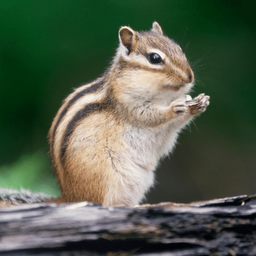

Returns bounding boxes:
[151,21,163,35]
[119,26,138,54]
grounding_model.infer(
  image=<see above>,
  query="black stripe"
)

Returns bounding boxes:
[60,102,107,165]
[50,79,104,153]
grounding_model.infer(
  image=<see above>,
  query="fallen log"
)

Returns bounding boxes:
[0,194,256,255]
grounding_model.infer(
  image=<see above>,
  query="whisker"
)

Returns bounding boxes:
[181,27,189,45]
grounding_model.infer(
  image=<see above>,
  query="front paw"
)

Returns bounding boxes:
[189,93,210,115]
[170,99,188,117]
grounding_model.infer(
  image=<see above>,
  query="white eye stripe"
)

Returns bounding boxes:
[147,48,166,61]
[118,45,188,71]
[146,49,188,78]
[133,48,166,69]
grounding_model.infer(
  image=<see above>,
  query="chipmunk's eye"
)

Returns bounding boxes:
[148,53,163,64]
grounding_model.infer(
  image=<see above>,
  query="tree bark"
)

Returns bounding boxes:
[0,194,256,255]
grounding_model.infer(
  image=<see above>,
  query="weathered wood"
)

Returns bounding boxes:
[0,194,256,255]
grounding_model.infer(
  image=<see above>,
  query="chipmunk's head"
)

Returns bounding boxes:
[113,22,194,104]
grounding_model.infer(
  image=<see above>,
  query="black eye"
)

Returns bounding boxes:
[148,53,163,64]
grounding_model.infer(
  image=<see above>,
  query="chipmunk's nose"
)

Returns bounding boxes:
[187,69,194,84]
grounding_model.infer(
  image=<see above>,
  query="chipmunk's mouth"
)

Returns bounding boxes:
[171,85,185,91]
[163,83,185,92]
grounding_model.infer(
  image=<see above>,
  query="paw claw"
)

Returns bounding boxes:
[194,93,205,102]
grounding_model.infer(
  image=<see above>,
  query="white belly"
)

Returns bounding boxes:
[123,123,180,170]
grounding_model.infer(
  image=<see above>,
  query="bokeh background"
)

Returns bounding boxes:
[0,0,255,203]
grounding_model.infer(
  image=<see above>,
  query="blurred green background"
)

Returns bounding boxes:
[0,0,255,203]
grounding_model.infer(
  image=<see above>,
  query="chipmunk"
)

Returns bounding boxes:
[48,22,210,207]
